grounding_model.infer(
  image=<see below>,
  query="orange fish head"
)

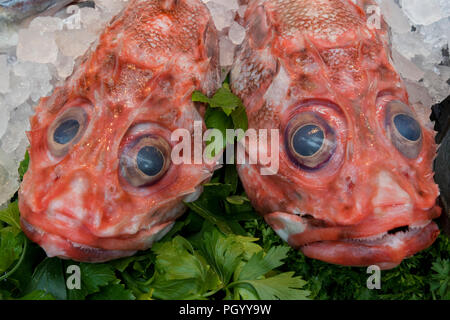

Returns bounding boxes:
[233,0,441,269]
[18,0,220,262]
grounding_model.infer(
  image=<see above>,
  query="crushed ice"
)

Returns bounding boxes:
[0,0,448,206]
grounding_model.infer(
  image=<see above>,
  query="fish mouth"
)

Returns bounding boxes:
[265,210,441,270]
[21,218,139,263]
[300,221,439,270]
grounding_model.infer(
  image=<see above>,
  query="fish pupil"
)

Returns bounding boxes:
[53,119,80,145]
[393,114,421,141]
[293,124,324,157]
[136,146,164,177]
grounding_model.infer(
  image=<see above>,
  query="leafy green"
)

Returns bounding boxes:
[194,81,248,148]
[193,83,243,116]
[150,236,219,300]
[238,246,290,281]
[430,259,450,299]
[18,151,29,180]
[0,227,24,273]
[90,283,135,300]
[0,201,26,278]
[138,226,309,300]
[66,263,117,300]
[19,290,55,300]
[235,272,310,300]
[0,201,21,231]
[195,229,257,285]
[26,258,67,300]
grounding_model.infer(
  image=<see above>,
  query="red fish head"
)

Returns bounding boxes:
[19,0,221,262]
[232,0,441,269]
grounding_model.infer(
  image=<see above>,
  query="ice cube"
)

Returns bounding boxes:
[228,21,246,45]
[55,29,97,57]
[0,23,19,50]
[206,1,235,31]
[29,16,64,34]
[4,73,32,106]
[80,7,104,34]
[203,0,239,11]
[0,55,10,94]
[16,28,59,64]
[380,0,410,34]
[400,0,444,26]
[96,0,128,16]
[0,147,20,207]
[220,36,235,67]
[10,61,52,102]
[0,100,9,140]
[1,118,28,154]
[392,49,425,82]
[55,53,75,79]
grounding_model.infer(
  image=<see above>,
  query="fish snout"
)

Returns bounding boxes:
[45,169,105,228]
[370,171,413,213]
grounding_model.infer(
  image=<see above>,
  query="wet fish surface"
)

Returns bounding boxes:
[231,0,441,269]
[18,0,221,262]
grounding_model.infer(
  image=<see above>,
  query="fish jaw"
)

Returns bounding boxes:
[18,0,221,262]
[264,210,440,270]
[300,222,439,270]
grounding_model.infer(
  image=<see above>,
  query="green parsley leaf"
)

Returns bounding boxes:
[231,106,248,132]
[430,258,450,299]
[236,272,310,300]
[238,246,290,281]
[26,258,67,300]
[19,290,55,300]
[66,262,117,300]
[0,227,24,273]
[90,283,135,300]
[194,228,258,285]
[0,201,21,231]
[150,236,220,300]
[18,151,29,180]
[193,83,243,116]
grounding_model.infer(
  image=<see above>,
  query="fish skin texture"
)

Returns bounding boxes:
[231,0,441,269]
[18,0,221,262]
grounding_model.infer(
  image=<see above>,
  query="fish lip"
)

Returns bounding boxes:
[298,221,440,270]
[264,208,441,269]
[20,217,137,263]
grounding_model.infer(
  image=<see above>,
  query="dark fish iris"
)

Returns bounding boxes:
[136,146,164,177]
[393,114,421,142]
[53,119,80,145]
[292,125,324,157]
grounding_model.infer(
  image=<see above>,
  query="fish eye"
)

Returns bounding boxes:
[120,135,171,188]
[47,107,88,157]
[136,146,165,177]
[385,101,422,159]
[53,119,80,145]
[393,114,421,142]
[292,124,325,157]
[287,112,336,169]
